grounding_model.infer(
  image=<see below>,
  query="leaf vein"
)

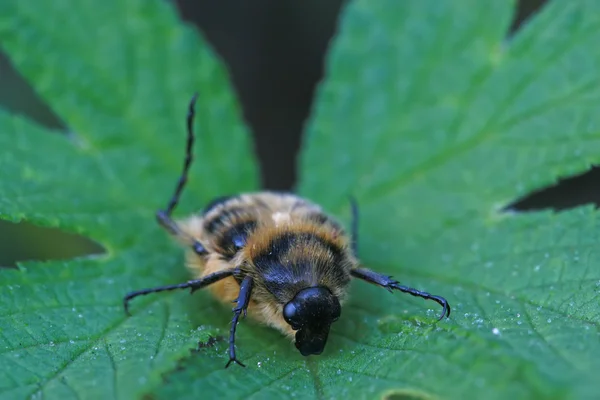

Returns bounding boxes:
[365,18,600,202]
[103,341,118,400]
[23,301,155,398]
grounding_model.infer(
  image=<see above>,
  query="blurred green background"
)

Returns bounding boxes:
[1,0,598,268]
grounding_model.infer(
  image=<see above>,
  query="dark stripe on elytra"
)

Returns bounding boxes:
[204,206,248,234]
[252,231,343,270]
[202,195,235,215]
[307,212,342,231]
[216,221,257,259]
[308,213,328,224]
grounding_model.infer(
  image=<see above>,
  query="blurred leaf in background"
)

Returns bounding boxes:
[1,0,599,399]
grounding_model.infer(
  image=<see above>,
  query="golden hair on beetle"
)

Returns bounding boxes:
[123,94,450,368]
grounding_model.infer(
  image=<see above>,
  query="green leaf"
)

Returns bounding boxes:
[294,0,599,399]
[2,1,600,400]
[0,0,257,399]
[145,0,600,397]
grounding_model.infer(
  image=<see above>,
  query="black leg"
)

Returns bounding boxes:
[226,275,253,368]
[123,268,236,315]
[349,196,359,257]
[351,268,451,320]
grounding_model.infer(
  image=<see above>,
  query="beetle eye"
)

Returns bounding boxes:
[232,234,246,249]
[283,302,300,329]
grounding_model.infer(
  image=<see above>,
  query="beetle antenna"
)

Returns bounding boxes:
[163,93,198,217]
